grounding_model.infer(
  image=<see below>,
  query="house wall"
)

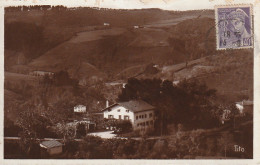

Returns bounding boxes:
[30,71,54,77]
[103,106,155,131]
[48,146,62,155]
[133,110,154,130]
[236,103,244,114]
[74,106,86,113]
[236,104,253,115]
[103,105,134,122]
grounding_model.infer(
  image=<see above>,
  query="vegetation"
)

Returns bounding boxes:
[103,119,133,133]
[118,78,219,134]
[76,123,87,138]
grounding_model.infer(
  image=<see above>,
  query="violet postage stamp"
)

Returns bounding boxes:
[215,4,253,50]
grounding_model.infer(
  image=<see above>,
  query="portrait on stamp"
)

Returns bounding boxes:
[215,5,253,49]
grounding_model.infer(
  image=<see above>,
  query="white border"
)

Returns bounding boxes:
[0,0,260,165]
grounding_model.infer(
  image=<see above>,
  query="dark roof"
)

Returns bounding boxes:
[40,140,62,149]
[102,100,155,113]
[74,104,86,108]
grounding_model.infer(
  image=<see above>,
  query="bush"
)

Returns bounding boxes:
[104,119,132,133]
[76,123,87,138]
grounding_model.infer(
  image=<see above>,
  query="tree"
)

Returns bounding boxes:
[118,78,218,134]
[16,106,53,139]
[53,70,78,87]
[76,123,87,138]
[114,120,132,133]
[55,122,76,141]
[103,119,132,133]
[16,106,54,156]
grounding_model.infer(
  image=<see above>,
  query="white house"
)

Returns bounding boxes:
[74,105,87,113]
[29,70,54,77]
[102,100,155,131]
[235,100,253,115]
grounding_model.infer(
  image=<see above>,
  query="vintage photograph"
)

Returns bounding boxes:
[4,5,253,159]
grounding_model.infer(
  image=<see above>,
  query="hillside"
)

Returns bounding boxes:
[5,7,214,76]
[138,50,253,103]
[4,7,253,109]
[26,17,216,83]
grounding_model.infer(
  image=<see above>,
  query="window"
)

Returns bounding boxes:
[139,115,141,118]
[137,123,139,126]
[150,121,153,125]
[145,114,147,118]
[124,115,129,120]
[108,115,114,119]
[136,116,138,120]
[126,110,129,113]
[119,115,121,120]
[146,121,149,125]
[142,115,144,118]
[149,113,153,118]
[117,109,120,112]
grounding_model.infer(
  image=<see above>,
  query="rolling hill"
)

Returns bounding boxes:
[4,7,253,106]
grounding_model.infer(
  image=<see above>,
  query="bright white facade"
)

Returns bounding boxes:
[102,100,155,130]
[235,100,253,115]
[133,110,154,130]
[74,105,86,113]
[30,71,54,77]
[103,105,134,121]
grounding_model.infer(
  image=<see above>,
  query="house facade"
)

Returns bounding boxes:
[74,105,86,113]
[235,100,253,115]
[30,70,54,77]
[102,100,155,131]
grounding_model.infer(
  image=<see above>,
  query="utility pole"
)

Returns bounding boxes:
[161,112,163,136]
[233,117,236,129]
[225,145,227,158]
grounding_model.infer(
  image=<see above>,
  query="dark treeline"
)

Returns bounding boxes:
[118,78,219,134]
[5,22,45,60]
[5,5,65,12]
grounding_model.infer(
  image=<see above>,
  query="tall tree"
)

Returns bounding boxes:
[118,78,218,134]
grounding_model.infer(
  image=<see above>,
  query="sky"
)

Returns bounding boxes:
[1,0,256,11]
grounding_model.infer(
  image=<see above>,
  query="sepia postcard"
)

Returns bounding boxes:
[0,0,260,164]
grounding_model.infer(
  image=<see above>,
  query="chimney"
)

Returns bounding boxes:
[106,100,109,108]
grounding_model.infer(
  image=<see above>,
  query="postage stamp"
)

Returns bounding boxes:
[215,4,253,50]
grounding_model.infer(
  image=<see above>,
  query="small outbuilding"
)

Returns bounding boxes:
[235,100,253,115]
[40,140,63,155]
[74,105,87,113]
